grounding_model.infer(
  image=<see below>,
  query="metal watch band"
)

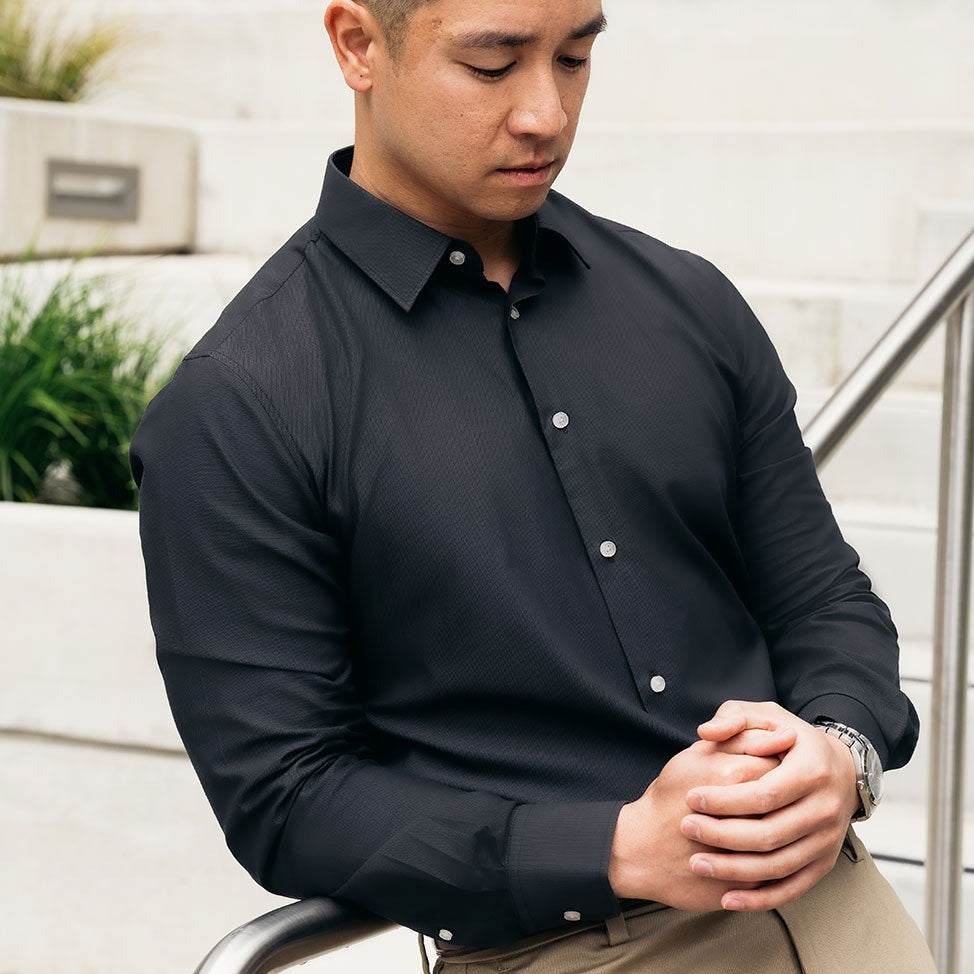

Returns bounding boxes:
[814,718,882,822]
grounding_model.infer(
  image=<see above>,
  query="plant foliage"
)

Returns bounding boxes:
[0,0,121,102]
[0,263,176,508]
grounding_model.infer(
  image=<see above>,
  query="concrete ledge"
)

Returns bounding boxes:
[0,99,195,258]
[0,501,178,750]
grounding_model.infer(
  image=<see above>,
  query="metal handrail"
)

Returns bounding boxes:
[192,897,393,974]
[192,229,974,974]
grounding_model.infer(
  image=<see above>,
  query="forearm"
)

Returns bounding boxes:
[164,653,624,947]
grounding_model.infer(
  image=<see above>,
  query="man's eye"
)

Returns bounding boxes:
[467,62,515,80]
[559,56,589,71]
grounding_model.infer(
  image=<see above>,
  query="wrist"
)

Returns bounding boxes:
[822,730,860,815]
[814,719,884,821]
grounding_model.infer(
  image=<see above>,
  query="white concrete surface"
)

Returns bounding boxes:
[0,100,195,259]
[0,502,176,751]
[0,734,418,974]
[192,120,351,257]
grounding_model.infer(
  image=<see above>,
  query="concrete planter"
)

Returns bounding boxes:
[0,500,179,750]
[0,98,195,259]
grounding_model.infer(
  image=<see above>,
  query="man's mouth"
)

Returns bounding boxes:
[497,161,556,185]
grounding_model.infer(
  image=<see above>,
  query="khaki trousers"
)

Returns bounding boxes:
[418,829,936,974]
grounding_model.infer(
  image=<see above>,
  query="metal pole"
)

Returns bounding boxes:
[926,293,974,974]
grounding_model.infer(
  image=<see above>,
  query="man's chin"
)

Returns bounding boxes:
[482,186,555,222]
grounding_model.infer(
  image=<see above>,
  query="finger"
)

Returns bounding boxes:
[688,832,832,885]
[686,764,807,816]
[720,857,837,912]
[713,726,797,758]
[680,804,809,853]
[697,700,779,742]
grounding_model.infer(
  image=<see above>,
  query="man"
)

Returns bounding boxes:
[130,1,936,971]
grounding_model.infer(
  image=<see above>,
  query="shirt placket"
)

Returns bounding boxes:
[504,294,669,715]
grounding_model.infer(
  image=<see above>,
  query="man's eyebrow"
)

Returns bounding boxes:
[451,13,607,50]
[569,13,608,41]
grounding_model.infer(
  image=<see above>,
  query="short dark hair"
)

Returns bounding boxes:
[360,0,437,56]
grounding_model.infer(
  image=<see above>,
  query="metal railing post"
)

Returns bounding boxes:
[926,293,974,974]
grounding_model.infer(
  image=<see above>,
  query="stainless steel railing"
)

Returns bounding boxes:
[193,228,974,974]
[192,897,393,974]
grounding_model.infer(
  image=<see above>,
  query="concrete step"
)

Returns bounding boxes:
[186,120,974,284]
[831,504,938,644]
[45,0,974,126]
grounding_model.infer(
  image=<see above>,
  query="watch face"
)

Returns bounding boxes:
[865,745,884,804]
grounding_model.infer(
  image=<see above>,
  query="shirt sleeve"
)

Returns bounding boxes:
[710,266,920,770]
[129,352,625,948]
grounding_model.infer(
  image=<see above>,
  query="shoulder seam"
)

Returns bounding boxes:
[183,351,317,492]
[210,225,323,357]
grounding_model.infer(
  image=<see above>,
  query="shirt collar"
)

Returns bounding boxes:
[315,147,589,312]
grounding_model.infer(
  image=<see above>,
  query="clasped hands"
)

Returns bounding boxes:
[608,700,861,913]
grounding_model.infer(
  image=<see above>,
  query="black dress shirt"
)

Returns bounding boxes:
[130,146,919,949]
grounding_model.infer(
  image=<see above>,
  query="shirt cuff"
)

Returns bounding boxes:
[798,693,889,767]
[507,799,627,936]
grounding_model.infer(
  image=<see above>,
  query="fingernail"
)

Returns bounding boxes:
[682,820,701,841]
[688,792,707,811]
[723,897,744,911]
[691,857,713,877]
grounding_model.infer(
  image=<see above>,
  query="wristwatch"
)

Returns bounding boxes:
[813,719,884,822]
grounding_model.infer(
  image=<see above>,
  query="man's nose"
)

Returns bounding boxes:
[506,72,569,140]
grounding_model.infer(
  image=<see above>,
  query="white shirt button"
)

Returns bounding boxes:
[438,929,454,941]
[552,411,570,429]
[600,540,617,559]
[650,675,667,693]
[510,306,521,319]
[449,250,465,266]
[564,910,582,922]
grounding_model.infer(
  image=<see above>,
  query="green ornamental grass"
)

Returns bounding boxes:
[0,263,177,509]
[0,0,121,102]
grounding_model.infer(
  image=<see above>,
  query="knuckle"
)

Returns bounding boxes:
[756,788,779,813]
[821,795,843,821]
[760,826,781,852]
[767,856,790,881]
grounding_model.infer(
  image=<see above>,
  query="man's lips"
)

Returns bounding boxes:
[499,160,555,173]
[496,161,556,185]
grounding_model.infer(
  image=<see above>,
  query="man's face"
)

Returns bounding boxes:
[362,0,605,231]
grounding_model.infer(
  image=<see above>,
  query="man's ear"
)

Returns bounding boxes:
[324,0,383,93]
